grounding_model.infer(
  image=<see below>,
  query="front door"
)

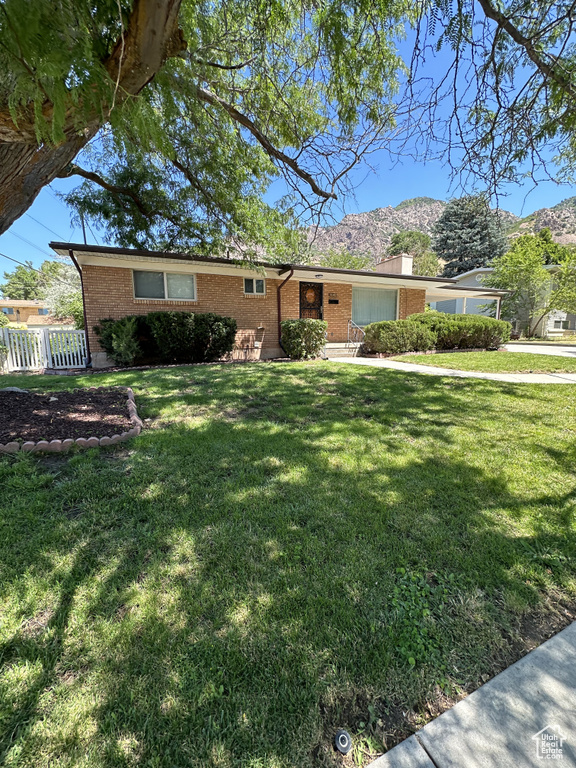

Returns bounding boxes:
[299,282,323,320]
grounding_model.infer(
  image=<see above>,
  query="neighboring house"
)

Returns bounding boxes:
[0,299,73,329]
[430,266,576,337]
[50,243,507,368]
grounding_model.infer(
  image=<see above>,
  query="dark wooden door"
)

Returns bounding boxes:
[299,282,323,320]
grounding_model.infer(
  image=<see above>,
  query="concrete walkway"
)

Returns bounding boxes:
[506,343,576,358]
[328,356,576,383]
[369,621,576,767]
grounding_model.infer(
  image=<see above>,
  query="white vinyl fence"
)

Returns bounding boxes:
[0,327,87,372]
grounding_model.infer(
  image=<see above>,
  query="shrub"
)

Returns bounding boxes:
[280,318,327,359]
[188,313,238,362]
[146,311,196,363]
[93,316,141,366]
[95,311,237,366]
[409,311,511,349]
[0,313,8,327]
[147,311,237,363]
[363,319,436,355]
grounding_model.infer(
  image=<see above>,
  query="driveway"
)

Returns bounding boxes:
[328,356,576,383]
[506,343,576,358]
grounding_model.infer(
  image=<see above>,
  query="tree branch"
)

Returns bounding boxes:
[0,0,186,234]
[477,0,576,101]
[59,164,153,218]
[194,85,337,200]
[60,163,183,228]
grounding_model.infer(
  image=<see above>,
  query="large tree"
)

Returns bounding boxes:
[434,195,508,277]
[0,259,79,301]
[483,232,576,336]
[0,0,184,235]
[387,230,439,276]
[0,0,414,255]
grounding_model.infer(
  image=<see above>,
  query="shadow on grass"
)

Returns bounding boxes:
[1,363,575,767]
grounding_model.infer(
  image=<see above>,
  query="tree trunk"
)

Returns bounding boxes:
[0,0,184,236]
[0,130,98,234]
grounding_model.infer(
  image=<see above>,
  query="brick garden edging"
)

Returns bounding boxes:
[0,387,143,454]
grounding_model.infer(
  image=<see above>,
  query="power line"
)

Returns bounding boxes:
[24,213,65,240]
[86,220,100,245]
[0,250,77,288]
[6,230,53,258]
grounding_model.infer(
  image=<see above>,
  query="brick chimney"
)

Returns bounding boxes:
[375,253,413,276]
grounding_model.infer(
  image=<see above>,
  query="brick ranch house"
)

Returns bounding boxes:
[50,243,507,368]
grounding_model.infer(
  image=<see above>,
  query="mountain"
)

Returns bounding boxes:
[309,196,576,262]
[507,197,576,244]
[310,198,448,259]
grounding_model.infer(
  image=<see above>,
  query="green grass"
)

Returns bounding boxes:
[392,351,576,373]
[1,362,575,767]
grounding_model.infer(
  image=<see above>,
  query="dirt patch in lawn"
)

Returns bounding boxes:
[0,389,133,442]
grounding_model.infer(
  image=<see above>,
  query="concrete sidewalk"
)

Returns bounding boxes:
[328,356,576,383]
[506,343,576,358]
[369,621,576,767]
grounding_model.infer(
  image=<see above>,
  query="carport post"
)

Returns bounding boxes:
[496,296,502,320]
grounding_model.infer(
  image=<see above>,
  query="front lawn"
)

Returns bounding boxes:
[391,351,576,373]
[1,362,575,767]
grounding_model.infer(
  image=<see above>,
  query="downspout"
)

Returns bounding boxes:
[277,268,294,355]
[69,249,92,367]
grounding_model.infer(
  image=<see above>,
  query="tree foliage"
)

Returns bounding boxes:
[433,195,508,277]
[0,262,41,299]
[0,259,81,328]
[483,232,576,336]
[0,0,417,255]
[388,231,431,258]
[386,231,439,276]
[413,251,440,277]
[312,249,373,271]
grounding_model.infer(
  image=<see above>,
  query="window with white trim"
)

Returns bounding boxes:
[133,270,196,300]
[244,277,265,295]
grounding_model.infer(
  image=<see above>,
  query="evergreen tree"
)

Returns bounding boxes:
[433,196,508,277]
[0,262,41,299]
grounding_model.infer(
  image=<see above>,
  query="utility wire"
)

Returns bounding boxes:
[6,230,53,258]
[0,250,77,288]
[24,213,65,240]
[86,220,100,244]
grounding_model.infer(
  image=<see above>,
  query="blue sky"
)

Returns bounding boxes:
[1,138,574,275]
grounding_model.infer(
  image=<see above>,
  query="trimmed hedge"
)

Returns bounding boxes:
[409,312,511,349]
[94,311,237,367]
[280,318,327,359]
[363,319,436,355]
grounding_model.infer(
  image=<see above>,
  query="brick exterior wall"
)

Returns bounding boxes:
[398,288,426,319]
[82,264,428,366]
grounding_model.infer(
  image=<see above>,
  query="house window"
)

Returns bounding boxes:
[133,270,196,300]
[352,287,397,326]
[2,307,13,314]
[244,278,265,295]
[37,308,49,315]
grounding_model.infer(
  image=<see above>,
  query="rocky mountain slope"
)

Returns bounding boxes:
[309,196,576,261]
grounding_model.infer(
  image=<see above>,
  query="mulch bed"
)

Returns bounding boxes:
[0,389,133,442]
